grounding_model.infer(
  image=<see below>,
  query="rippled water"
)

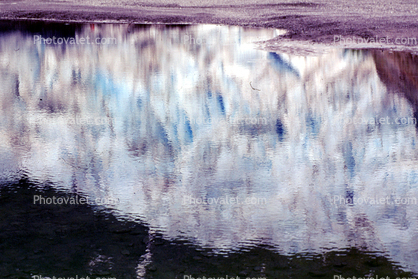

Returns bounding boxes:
[1,21,418,278]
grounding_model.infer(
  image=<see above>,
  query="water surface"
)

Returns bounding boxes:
[0,21,418,278]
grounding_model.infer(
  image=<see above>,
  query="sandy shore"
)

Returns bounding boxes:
[1,0,417,45]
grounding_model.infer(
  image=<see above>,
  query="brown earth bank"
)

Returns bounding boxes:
[372,50,418,121]
[0,0,417,44]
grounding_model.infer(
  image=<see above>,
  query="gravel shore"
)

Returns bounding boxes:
[1,0,417,48]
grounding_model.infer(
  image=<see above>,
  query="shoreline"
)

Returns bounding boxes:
[1,1,418,54]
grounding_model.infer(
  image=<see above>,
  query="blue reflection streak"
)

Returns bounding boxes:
[217,94,225,115]
[268,52,300,77]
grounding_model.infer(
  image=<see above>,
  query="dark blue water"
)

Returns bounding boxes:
[0,21,418,278]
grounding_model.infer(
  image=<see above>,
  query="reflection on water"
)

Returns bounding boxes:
[1,21,418,276]
[373,50,418,123]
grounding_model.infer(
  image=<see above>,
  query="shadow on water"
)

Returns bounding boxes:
[0,20,84,37]
[0,177,416,279]
[0,177,148,279]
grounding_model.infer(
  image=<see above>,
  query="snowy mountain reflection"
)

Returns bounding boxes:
[1,23,418,274]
